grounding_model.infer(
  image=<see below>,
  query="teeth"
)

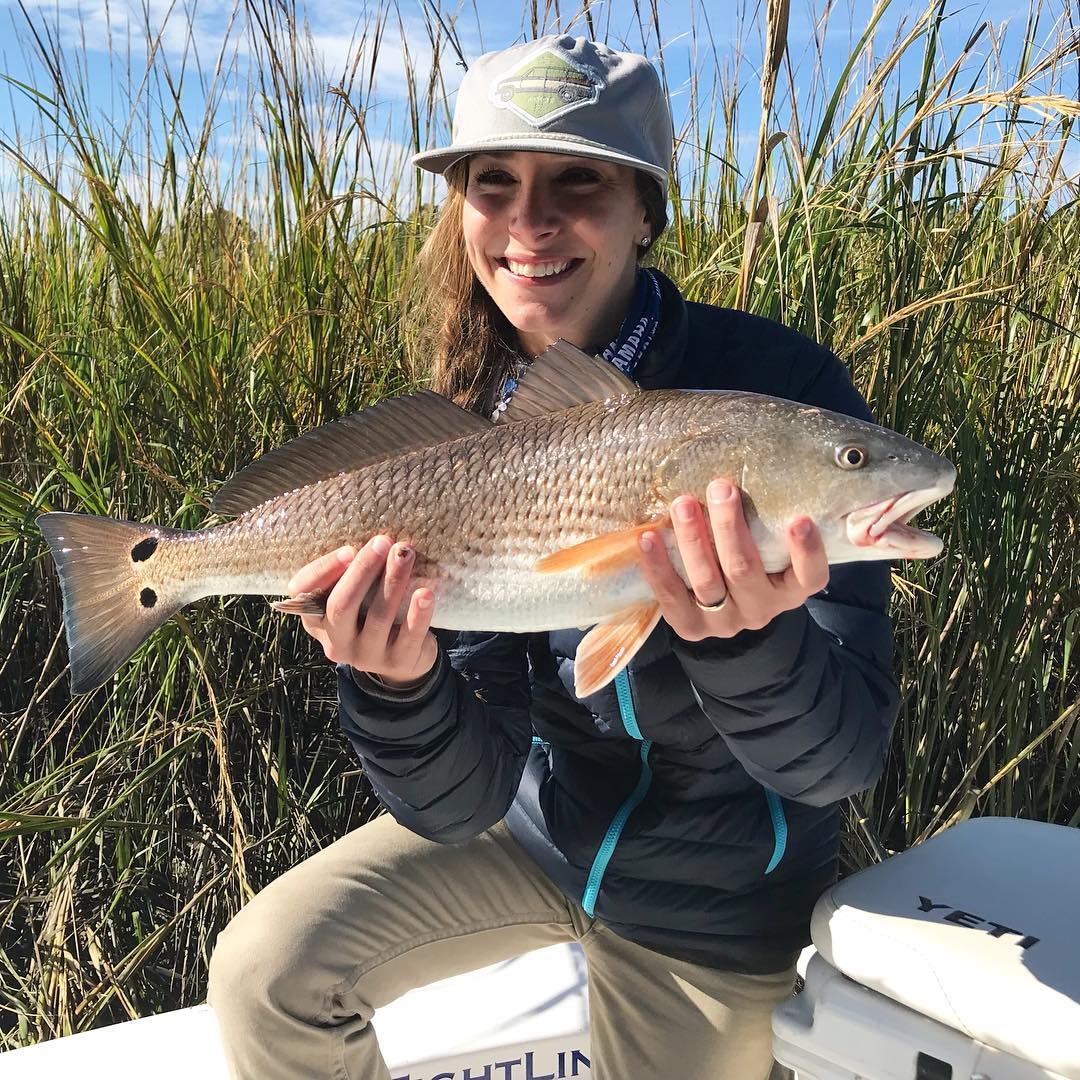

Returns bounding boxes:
[506,259,572,278]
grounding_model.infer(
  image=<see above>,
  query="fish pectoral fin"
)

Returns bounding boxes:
[270,591,328,616]
[574,602,662,698]
[533,516,669,579]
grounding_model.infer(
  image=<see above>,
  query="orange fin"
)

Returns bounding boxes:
[270,591,328,616]
[534,516,669,580]
[574,602,662,698]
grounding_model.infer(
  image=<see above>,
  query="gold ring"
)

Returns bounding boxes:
[695,594,728,612]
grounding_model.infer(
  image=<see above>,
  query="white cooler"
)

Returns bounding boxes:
[773,816,1080,1080]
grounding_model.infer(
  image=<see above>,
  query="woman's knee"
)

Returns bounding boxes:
[208,889,322,1020]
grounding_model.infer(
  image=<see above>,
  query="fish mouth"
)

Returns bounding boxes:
[844,482,954,559]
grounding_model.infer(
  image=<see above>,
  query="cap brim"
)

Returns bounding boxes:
[412,134,668,195]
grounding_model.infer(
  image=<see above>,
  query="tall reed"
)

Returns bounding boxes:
[0,0,1077,1042]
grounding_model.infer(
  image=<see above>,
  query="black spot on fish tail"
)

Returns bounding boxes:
[131,537,158,562]
[36,511,194,694]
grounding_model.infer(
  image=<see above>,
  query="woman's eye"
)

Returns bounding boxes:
[561,169,601,183]
[473,169,512,185]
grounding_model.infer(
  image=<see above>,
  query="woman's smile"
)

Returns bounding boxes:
[496,255,584,285]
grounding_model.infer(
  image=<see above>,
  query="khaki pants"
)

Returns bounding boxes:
[208,813,796,1079]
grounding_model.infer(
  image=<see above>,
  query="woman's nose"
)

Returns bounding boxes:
[509,181,560,241]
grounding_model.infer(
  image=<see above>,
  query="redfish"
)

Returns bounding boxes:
[39,342,955,696]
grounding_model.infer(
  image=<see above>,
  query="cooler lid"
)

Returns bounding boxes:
[811,817,1080,1079]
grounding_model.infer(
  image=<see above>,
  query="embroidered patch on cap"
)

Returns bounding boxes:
[489,44,605,126]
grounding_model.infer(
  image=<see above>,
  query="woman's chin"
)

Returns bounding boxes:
[504,306,578,345]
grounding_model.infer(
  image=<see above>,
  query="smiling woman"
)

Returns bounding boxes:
[205,34,906,1080]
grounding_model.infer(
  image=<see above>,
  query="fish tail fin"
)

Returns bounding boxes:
[574,601,662,698]
[37,512,192,694]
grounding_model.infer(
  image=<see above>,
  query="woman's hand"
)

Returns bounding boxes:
[287,536,439,687]
[637,479,829,643]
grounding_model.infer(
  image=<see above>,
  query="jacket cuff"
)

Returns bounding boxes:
[341,649,447,706]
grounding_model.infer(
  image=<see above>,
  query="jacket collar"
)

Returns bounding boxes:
[632,269,688,389]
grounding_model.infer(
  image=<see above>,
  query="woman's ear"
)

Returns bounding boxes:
[638,207,653,252]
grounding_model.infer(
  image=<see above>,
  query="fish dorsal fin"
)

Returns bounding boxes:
[498,339,640,424]
[212,391,493,516]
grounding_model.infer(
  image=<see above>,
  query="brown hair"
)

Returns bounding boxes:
[404,159,668,414]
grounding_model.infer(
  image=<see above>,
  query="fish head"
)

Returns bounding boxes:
[716,397,957,565]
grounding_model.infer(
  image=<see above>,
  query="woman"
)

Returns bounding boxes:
[207,36,899,1079]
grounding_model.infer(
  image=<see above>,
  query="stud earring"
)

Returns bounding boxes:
[640,236,651,248]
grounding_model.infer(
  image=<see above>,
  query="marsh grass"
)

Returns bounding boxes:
[0,0,1077,1043]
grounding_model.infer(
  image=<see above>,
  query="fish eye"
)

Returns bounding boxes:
[836,445,868,470]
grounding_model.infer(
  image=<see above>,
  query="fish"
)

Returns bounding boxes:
[38,341,956,698]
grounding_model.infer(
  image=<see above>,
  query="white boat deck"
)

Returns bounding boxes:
[0,942,592,1079]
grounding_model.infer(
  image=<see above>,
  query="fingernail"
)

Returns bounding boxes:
[416,592,433,610]
[395,544,413,561]
[639,533,654,553]
[708,480,733,503]
[337,546,356,563]
[674,499,696,523]
[793,519,813,539]
[370,536,391,556]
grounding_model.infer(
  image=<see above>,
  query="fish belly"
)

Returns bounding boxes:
[426,557,656,633]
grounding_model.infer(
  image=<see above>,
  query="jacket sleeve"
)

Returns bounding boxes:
[672,344,900,807]
[336,630,533,843]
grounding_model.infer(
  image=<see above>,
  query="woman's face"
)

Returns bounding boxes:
[461,151,650,357]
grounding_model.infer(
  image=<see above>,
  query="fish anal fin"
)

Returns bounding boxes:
[270,591,328,616]
[574,602,662,697]
[533,516,669,579]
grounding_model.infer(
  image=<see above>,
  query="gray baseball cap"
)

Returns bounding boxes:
[412,35,673,198]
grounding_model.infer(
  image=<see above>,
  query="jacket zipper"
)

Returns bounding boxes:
[581,670,652,917]
[578,672,789,916]
[763,787,787,873]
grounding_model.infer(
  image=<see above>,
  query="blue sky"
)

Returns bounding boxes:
[0,0,1075,205]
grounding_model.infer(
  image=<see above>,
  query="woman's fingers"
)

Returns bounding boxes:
[287,545,357,596]
[288,535,439,682]
[322,536,393,626]
[704,480,763,600]
[670,494,727,606]
[778,517,829,597]
[293,536,391,653]
[640,483,829,642]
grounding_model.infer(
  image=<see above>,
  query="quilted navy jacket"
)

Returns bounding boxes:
[337,272,899,974]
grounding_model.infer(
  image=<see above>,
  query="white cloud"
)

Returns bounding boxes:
[303,9,473,103]
[5,0,240,66]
